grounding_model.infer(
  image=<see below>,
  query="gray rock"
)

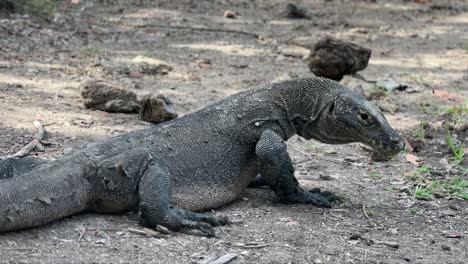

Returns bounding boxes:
[80,80,141,113]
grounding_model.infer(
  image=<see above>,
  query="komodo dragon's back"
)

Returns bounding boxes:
[0,77,403,236]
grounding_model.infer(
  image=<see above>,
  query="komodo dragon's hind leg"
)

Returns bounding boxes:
[0,157,48,180]
[255,130,338,208]
[138,161,229,237]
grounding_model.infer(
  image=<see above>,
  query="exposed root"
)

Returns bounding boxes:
[11,121,45,158]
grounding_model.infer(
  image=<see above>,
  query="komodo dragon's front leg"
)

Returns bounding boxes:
[256,130,338,207]
[138,160,229,236]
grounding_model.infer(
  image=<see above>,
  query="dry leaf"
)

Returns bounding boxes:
[129,71,144,78]
[198,63,213,68]
[432,89,461,102]
[404,138,414,153]
[405,153,420,166]
[286,220,299,226]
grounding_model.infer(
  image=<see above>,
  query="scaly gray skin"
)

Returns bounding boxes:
[0,77,404,236]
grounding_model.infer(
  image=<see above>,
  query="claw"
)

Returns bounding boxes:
[285,188,337,208]
[181,219,215,237]
[307,192,331,208]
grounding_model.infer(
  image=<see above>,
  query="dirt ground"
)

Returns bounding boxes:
[0,0,467,263]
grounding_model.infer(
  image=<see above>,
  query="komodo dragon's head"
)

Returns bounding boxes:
[297,79,404,159]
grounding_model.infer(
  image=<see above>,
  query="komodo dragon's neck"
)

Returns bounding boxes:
[265,78,343,140]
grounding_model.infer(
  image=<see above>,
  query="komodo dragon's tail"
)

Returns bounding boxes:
[0,162,89,233]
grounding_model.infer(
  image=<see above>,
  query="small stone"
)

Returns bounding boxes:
[139,94,178,124]
[441,244,451,251]
[279,45,310,58]
[224,10,236,18]
[443,231,463,238]
[439,210,456,218]
[399,186,411,194]
[406,138,425,153]
[324,149,337,154]
[375,79,408,92]
[80,80,140,113]
[95,239,106,245]
[283,3,309,19]
[307,37,371,81]
[197,58,213,68]
[319,174,334,181]
[131,56,173,75]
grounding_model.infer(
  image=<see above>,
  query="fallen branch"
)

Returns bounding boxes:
[351,73,377,83]
[134,24,259,38]
[11,121,45,158]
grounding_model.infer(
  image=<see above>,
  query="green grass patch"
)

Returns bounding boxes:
[143,50,154,58]
[307,143,321,152]
[416,165,431,175]
[446,131,466,171]
[414,185,434,200]
[408,208,418,215]
[442,103,468,123]
[364,207,377,217]
[5,0,61,16]
[406,165,430,181]
[463,42,468,52]
[410,74,432,85]
[81,48,103,57]
[412,177,468,200]
[368,171,384,179]
[412,121,426,139]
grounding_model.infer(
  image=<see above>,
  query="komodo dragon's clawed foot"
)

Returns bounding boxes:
[283,188,339,208]
[172,208,230,237]
[309,188,340,203]
[140,207,229,237]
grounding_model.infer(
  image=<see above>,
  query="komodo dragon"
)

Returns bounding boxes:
[0,77,404,236]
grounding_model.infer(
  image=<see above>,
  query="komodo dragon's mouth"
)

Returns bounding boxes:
[358,132,404,159]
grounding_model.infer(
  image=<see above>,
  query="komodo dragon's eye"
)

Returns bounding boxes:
[357,110,373,125]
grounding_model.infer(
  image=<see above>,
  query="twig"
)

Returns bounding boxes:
[134,24,259,38]
[43,122,57,127]
[237,243,269,249]
[207,253,237,264]
[362,204,371,220]
[352,73,377,83]
[374,240,399,249]
[11,121,46,158]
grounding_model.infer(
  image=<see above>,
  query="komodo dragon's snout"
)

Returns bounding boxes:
[300,88,404,159]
